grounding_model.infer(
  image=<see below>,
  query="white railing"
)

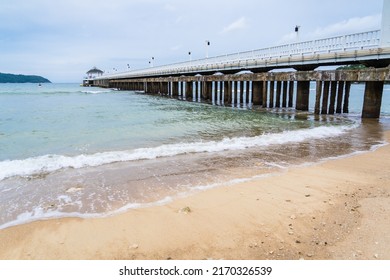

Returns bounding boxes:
[97,30,381,80]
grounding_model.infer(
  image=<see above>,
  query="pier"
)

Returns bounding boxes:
[90,2,390,118]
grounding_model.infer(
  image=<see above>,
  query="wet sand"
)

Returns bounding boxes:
[0,132,389,260]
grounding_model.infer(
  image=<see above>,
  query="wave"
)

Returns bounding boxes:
[0,196,174,230]
[0,124,357,181]
[80,89,114,94]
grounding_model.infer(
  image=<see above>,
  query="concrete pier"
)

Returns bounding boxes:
[99,68,390,119]
[296,81,310,111]
[362,81,384,118]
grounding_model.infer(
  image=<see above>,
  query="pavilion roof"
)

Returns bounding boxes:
[86,67,103,74]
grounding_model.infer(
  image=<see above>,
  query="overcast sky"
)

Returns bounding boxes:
[0,0,384,82]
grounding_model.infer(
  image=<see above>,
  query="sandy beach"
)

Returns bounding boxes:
[0,131,389,260]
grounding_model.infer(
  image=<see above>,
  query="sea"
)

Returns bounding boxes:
[0,82,389,229]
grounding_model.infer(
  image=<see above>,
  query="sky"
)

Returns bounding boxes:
[0,0,385,82]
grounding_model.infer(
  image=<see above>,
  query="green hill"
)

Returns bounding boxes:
[0,73,51,83]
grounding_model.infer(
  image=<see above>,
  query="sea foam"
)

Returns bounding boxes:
[0,124,356,181]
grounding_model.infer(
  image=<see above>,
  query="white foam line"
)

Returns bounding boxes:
[0,124,358,181]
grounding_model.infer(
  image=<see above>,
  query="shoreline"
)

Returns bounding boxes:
[0,132,389,260]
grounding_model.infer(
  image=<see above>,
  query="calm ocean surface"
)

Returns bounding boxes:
[0,83,389,229]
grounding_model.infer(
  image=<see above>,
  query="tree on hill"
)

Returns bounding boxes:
[0,73,51,83]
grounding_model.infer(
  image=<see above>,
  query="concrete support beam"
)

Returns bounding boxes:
[288,81,294,108]
[336,81,344,114]
[231,81,236,105]
[253,81,262,105]
[262,81,268,108]
[276,81,282,108]
[282,81,288,108]
[204,81,212,100]
[224,81,230,104]
[186,81,192,99]
[321,81,330,114]
[343,81,351,113]
[315,81,322,115]
[242,81,247,105]
[329,81,337,114]
[237,81,241,106]
[248,81,253,105]
[269,81,275,108]
[145,82,149,93]
[197,81,202,101]
[296,81,310,111]
[362,81,384,118]
[172,82,178,97]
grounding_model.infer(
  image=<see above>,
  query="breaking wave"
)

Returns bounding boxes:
[0,124,357,181]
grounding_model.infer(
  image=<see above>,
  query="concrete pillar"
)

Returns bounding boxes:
[224,81,230,104]
[253,81,262,105]
[145,82,149,93]
[288,81,294,108]
[336,81,344,113]
[153,82,157,94]
[183,82,187,99]
[328,81,337,114]
[217,81,221,105]
[282,81,288,108]
[242,81,247,105]
[163,82,166,94]
[262,81,268,108]
[275,81,282,108]
[221,81,225,105]
[248,81,253,105]
[204,81,212,100]
[296,81,310,111]
[343,81,351,113]
[178,81,182,96]
[197,81,201,102]
[269,81,275,108]
[321,81,330,114]
[315,81,322,115]
[231,81,236,105]
[362,81,384,118]
[237,81,241,106]
[211,81,215,104]
[172,82,178,97]
[192,82,196,101]
[185,81,191,99]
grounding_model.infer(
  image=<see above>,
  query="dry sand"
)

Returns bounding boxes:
[0,132,389,260]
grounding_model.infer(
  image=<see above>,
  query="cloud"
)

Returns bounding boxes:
[221,17,249,34]
[170,45,182,51]
[164,3,176,12]
[309,14,381,39]
[278,14,381,44]
[0,0,383,82]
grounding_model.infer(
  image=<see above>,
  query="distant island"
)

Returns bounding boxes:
[0,73,51,83]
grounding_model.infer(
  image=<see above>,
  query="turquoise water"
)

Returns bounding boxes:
[0,83,389,229]
[0,84,316,161]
